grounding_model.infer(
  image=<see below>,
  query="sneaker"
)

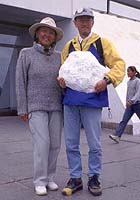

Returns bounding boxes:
[35,186,47,196]
[88,175,102,196]
[48,181,58,191]
[109,134,120,143]
[62,178,83,196]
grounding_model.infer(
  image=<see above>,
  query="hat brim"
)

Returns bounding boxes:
[29,22,63,42]
[74,14,94,20]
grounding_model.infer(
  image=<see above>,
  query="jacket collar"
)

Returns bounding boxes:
[33,42,55,55]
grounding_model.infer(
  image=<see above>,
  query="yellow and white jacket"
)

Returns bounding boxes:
[61,33,125,87]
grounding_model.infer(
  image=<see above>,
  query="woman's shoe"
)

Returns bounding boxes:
[35,186,47,195]
[48,182,59,191]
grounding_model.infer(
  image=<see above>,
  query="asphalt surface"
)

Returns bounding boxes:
[0,116,140,200]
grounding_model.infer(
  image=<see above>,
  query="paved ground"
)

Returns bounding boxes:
[0,116,140,200]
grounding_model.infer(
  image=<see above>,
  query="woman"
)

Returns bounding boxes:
[109,66,140,143]
[16,17,63,195]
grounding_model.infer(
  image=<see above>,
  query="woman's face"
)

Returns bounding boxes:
[127,68,136,78]
[36,26,56,47]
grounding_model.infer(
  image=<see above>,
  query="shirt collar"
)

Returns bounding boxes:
[78,32,92,43]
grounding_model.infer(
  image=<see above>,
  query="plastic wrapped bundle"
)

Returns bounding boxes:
[59,51,107,93]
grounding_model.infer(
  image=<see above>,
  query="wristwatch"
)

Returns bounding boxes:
[103,77,111,85]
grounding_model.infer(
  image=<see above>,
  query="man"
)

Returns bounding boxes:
[58,7,125,196]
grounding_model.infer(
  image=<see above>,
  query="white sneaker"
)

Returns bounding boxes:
[35,186,47,196]
[48,182,59,191]
[109,134,120,143]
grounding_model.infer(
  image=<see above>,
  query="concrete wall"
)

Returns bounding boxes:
[72,0,107,12]
[57,19,77,50]
[0,0,72,18]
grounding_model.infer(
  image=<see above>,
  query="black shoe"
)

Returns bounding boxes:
[62,178,83,196]
[88,175,102,196]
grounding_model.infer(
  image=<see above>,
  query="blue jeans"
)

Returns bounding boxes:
[64,105,102,178]
[115,104,140,137]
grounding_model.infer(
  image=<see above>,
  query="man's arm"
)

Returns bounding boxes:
[101,38,126,87]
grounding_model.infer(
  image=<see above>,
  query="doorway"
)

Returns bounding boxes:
[0,34,21,116]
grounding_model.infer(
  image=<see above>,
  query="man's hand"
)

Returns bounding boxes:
[57,77,66,88]
[20,114,29,121]
[95,80,107,93]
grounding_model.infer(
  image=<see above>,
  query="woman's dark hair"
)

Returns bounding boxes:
[127,66,140,78]
[34,33,38,42]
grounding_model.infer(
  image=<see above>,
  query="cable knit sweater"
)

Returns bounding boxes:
[16,42,62,115]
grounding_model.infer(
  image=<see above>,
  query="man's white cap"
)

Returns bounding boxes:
[74,8,94,20]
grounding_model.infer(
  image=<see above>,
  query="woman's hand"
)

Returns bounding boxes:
[20,114,29,121]
[57,77,66,88]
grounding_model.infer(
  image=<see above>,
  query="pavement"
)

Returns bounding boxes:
[0,116,140,200]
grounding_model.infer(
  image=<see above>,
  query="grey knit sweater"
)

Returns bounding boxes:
[16,42,62,115]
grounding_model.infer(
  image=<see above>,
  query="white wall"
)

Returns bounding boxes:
[93,12,140,134]
[72,0,107,13]
[0,0,72,18]
[72,0,140,21]
[57,19,77,50]
[111,1,140,21]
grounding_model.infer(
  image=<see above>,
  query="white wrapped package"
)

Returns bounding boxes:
[59,51,107,93]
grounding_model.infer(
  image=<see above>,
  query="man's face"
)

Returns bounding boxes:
[74,16,94,38]
[36,26,56,47]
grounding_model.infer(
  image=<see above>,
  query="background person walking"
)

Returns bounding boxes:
[109,66,140,143]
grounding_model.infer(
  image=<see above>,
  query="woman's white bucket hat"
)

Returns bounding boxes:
[29,17,63,41]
